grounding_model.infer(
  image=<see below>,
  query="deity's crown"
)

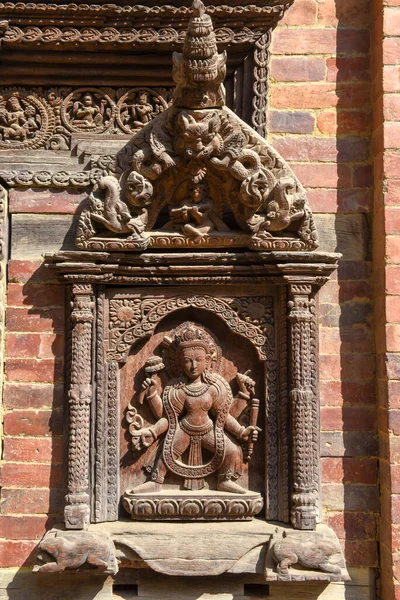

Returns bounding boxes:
[175,323,210,352]
[183,0,218,70]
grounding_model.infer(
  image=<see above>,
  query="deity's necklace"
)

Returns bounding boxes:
[183,380,210,397]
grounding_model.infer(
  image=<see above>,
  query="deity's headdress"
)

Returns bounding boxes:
[163,321,222,377]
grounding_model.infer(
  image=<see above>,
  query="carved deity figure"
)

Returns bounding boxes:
[71,93,104,128]
[122,91,154,129]
[129,322,260,494]
[0,95,40,142]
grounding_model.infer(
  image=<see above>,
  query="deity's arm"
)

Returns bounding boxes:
[147,392,163,420]
[149,417,168,440]
[224,414,245,440]
[210,385,245,440]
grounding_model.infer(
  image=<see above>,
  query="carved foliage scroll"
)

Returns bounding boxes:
[65,283,94,530]
[287,283,319,530]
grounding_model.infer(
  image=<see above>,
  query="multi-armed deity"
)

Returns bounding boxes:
[123,322,263,520]
[76,0,318,252]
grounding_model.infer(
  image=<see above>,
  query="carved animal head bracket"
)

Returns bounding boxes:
[76,0,318,252]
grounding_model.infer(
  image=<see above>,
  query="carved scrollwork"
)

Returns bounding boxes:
[107,294,269,362]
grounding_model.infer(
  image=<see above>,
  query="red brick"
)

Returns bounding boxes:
[387,266,400,294]
[388,381,400,409]
[389,411,400,436]
[383,65,400,92]
[280,0,317,25]
[384,151,400,179]
[320,406,376,431]
[320,354,375,381]
[307,188,371,213]
[385,181,400,207]
[321,457,378,484]
[353,165,373,188]
[326,512,377,540]
[317,111,371,135]
[3,409,63,436]
[0,463,62,488]
[384,94,400,121]
[270,57,326,82]
[272,29,336,55]
[3,436,63,463]
[6,307,65,333]
[9,187,87,214]
[271,83,370,110]
[272,136,369,163]
[0,488,62,516]
[383,40,400,65]
[384,8,400,35]
[318,0,371,28]
[343,540,378,567]
[320,326,373,355]
[0,541,37,567]
[7,260,56,284]
[0,515,54,540]
[268,111,315,134]
[5,359,64,384]
[387,323,400,351]
[7,283,65,308]
[385,122,400,148]
[3,383,63,410]
[292,163,352,188]
[320,380,375,407]
[326,57,370,82]
[6,333,64,359]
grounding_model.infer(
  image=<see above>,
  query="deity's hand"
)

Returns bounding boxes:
[160,152,176,169]
[240,425,261,442]
[236,370,256,399]
[141,377,157,399]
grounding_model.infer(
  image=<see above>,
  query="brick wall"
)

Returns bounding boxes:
[0,0,383,596]
[269,0,379,577]
[373,0,400,598]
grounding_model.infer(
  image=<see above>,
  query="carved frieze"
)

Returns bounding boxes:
[0,86,171,151]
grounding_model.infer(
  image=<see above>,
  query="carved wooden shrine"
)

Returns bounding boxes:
[8,0,348,584]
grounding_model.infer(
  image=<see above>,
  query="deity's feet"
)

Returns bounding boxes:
[217,479,247,495]
[131,481,162,494]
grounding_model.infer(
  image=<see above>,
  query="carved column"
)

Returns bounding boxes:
[287,282,319,530]
[65,283,94,529]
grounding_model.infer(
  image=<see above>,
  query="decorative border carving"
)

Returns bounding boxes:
[123,492,264,521]
[252,31,271,138]
[2,25,265,49]
[94,288,106,522]
[287,282,319,530]
[64,283,94,530]
[106,361,119,521]
[277,285,289,523]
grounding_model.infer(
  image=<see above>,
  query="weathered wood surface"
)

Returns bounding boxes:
[11,213,367,261]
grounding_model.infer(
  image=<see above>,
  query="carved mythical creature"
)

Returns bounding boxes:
[87,173,151,238]
[128,322,260,494]
[36,531,118,574]
[272,533,343,577]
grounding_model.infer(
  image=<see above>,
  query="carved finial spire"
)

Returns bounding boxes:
[172,0,226,108]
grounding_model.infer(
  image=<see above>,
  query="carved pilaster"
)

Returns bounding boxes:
[65,283,94,529]
[287,282,319,530]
